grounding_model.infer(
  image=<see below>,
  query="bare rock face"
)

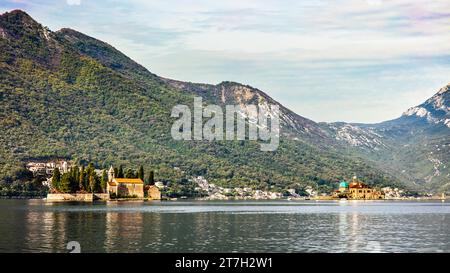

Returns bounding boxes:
[402,83,450,128]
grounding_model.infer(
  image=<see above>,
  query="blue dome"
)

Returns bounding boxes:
[339,181,348,188]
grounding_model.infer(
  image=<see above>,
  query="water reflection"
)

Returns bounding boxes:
[0,200,448,253]
[25,211,59,252]
[105,212,143,252]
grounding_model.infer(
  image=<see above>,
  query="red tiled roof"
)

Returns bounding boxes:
[349,182,368,189]
[112,178,144,184]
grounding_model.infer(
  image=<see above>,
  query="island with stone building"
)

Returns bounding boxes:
[331,176,385,200]
[28,160,162,201]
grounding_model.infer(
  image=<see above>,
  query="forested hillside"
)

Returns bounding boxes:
[0,10,401,196]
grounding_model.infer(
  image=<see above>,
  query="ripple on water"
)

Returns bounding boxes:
[0,200,449,252]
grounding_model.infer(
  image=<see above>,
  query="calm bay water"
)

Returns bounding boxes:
[0,199,449,253]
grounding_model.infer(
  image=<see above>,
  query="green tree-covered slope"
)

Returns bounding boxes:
[0,10,400,194]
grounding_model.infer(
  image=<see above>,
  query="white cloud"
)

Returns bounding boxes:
[66,0,81,6]
[13,0,450,123]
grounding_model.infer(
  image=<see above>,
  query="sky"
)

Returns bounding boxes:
[1,0,450,123]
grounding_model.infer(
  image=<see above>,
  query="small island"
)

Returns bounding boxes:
[331,176,385,200]
[26,160,161,201]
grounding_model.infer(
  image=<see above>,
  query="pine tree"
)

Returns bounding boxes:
[118,165,124,178]
[52,168,61,191]
[138,166,144,181]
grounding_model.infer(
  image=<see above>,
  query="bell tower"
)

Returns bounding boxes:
[108,166,115,182]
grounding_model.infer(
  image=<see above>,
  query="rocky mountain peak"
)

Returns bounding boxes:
[56,26,154,78]
[401,83,450,128]
[427,83,449,110]
[1,9,34,23]
[0,9,46,38]
[0,9,63,68]
[436,83,450,95]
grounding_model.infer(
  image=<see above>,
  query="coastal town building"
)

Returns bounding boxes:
[192,176,284,200]
[333,176,384,200]
[381,187,405,199]
[27,160,70,177]
[147,185,162,200]
[106,166,144,198]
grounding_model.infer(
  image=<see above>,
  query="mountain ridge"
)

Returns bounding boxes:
[329,83,450,191]
[1,9,447,194]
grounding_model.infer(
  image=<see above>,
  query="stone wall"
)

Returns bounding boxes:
[94,193,110,200]
[148,185,162,200]
[118,184,144,198]
[46,193,94,201]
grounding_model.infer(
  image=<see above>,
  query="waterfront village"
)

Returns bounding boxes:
[25,160,441,201]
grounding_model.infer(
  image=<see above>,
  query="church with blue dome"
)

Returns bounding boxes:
[333,176,384,200]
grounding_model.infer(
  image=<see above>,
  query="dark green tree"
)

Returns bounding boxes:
[147,170,155,185]
[79,165,85,191]
[52,168,61,191]
[125,168,135,178]
[117,165,124,178]
[60,173,71,193]
[88,175,94,193]
[138,166,144,181]
[101,170,108,192]
[72,165,79,191]
[69,168,79,192]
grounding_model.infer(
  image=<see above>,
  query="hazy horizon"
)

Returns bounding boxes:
[2,0,450,123]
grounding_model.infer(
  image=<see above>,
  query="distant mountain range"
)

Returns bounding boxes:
[328,83,449,191]
[1,10,448,193]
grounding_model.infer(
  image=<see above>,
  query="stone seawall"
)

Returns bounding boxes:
[94,193,109,200]
[46,193,94,201]
[47,193,111,201]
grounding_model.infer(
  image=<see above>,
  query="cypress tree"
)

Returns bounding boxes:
[52,168,61,191]
[90,172,100,193]
[83,167,89,191]
[88,163,94,172]
[118,165,124,178]
[60,173,71,193]
[79,165,85,191]
[73,166,80,192]
[147,170,155,185]
[125,168,134,178]
[101,170,108,193]
[138,166,144,181]
[89,175,95,193]
[69,168,78,192]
